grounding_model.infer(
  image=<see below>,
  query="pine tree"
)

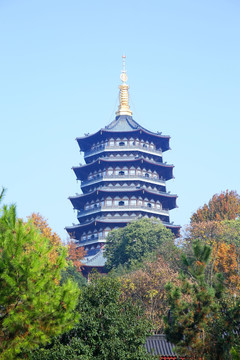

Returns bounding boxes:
[0,201,80,359]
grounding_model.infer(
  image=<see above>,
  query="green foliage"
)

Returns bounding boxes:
[0,202,80,359]
[61,264,87,288]
[165,240,240,360]
[31,275,152,360]
[231,346,240,360]
[104,218,177,271]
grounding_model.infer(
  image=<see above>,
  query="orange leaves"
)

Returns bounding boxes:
[67,240,86,272]
[184,221,226,254]
[213,242,240,293]
[28,213,61,246]
[27,213,63,265]
[191,190,240,224]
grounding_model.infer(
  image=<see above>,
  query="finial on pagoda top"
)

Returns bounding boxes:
[116,55,132,116]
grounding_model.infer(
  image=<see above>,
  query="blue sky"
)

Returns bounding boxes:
[1,0,240,240]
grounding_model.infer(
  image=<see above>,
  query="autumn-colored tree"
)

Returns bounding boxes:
[191,190,240,223]
[28,212,62,245]
[67,240,86,272]
[28,213,62,263]
[165,240,240,360]
[120,256,179,333]
[214,242,240,293]
[184,219,240,295]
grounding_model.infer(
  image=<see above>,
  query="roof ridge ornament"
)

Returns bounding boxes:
[115,55,132,116]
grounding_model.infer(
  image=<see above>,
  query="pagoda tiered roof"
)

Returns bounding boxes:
[69,188,177,210]
[73,157,174,180]
[77,115,170,152]
[66,217,180,239]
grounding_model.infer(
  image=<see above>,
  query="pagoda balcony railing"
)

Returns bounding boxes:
[84,144,162,158]
[77,236,106,246]
[81,174,166,187]
[99,186,173,197]
[72,215,173,228]
[77,204,169,218]
[76,185,174,197]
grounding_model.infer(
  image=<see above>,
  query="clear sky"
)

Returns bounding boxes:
[1,0,240,240]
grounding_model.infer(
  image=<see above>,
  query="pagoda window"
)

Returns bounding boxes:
[129,169,135,175]
[106,199,112,206]
[82,235,86,241]
[99,231,103,237]
[124,199,129,205]
[119,141,125,146]
[130,199,137,206]
[145,173,150,178]
[119,170,125,176]
[119,201,125,206]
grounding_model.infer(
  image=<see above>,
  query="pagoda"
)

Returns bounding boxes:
[66,56,180,271]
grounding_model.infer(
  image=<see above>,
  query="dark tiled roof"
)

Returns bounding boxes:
[105,115,142,131]
[145,334,177,356]
[82,249,106,267]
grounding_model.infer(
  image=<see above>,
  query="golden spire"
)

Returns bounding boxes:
[115,55,132,116]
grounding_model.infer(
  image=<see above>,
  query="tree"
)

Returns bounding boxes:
[183,219,240,295]
[120,256,179,333]
[60,264,87,288]
[0,203,80,359]
[104,218,177,271]
[31,275,152,360]
[165,240,240,360]
[28,212,62,246]
[191,190,240,223]
[28,213,62,264]
[67,240,86,272]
